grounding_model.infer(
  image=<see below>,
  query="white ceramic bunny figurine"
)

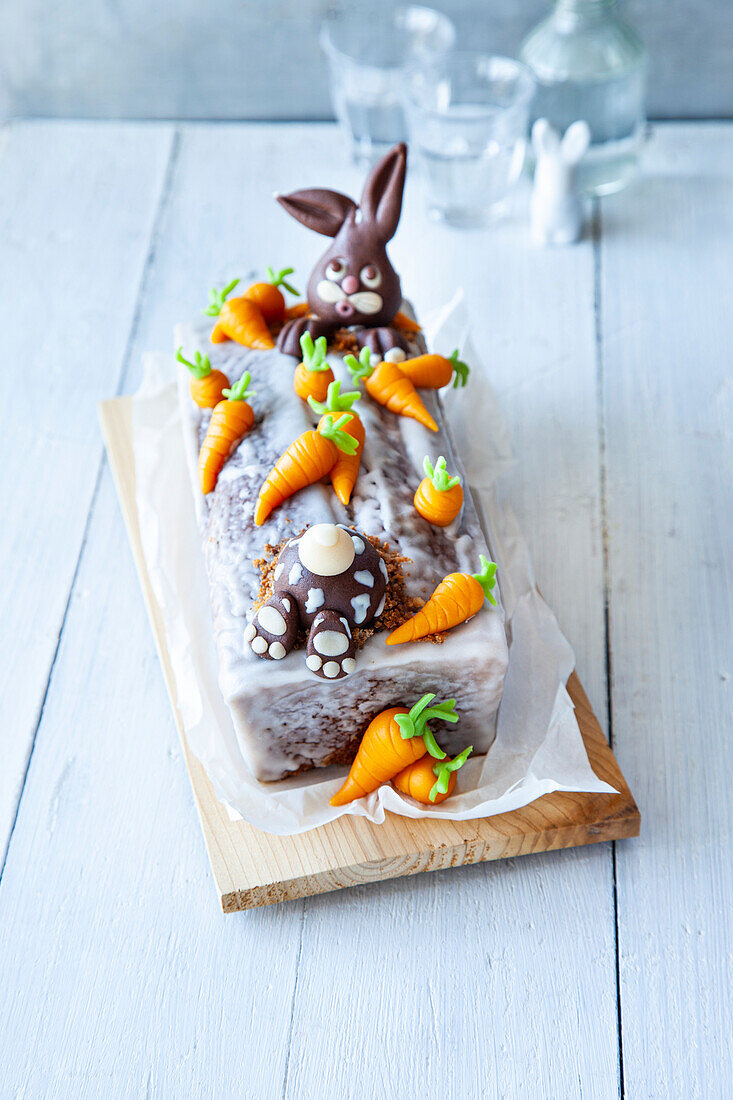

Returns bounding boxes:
[530,118,591,246]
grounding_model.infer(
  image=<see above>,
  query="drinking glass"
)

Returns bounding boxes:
[320,4,455,165]
[405,54,535,227]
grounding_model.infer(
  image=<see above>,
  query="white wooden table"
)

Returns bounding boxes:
[1,121,731,1099]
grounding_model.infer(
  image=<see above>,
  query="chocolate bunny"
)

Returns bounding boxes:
[275,143,410,358]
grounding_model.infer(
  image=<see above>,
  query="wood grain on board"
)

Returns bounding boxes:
[100,396,639,911]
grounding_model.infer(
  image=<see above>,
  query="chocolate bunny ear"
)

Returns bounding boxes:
[276,189,357,238]
[359,143,407,242]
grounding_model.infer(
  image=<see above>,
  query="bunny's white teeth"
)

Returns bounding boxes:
[348,291,383,315]
[316,279,345,304]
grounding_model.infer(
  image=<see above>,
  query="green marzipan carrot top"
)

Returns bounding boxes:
[221,372,255,402]
[423,455,461,492]
[473,555,498,606]
[299,331,331,373]
[430,746,473,801]
[308,380,361,416]
[394,694,458,759]
[448,350,470,389]
[317,414,359,455]
[203,277,240,317]
[176,346,212,379]
[344,347,374,381]
[267,266,299,295]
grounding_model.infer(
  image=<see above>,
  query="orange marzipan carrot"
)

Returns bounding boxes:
[211,296,273,349]
[392,310,422,334]
[242,266,299,325]
[293,332,334,403]
[392,746,473,804]
[254,414,358,526]
[285,302,313,320]
[329,412,365,506]
[398,349,470,390]
[413,455,463,527]
[198,373,256,495]
[345,348,437,432]
[308,380,364,506]
[385,556,498,644]
[330,695,458,807]
[176,346,229,409]
[203,278,274,349]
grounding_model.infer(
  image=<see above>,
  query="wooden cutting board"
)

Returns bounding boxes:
[99,396,640,911]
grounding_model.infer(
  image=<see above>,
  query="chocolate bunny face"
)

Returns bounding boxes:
[277,143,407,329]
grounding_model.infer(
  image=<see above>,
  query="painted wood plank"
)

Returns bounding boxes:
[0,121,175,864]
[600,123,733,1097]
[0,467,304,1099]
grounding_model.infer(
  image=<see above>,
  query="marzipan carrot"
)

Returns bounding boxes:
[285,302,312,320]
[198,372,256,495]
[254,415,358,526]
[398,349,470,390]
[293,332,334,404]
[330,694,457,807]
[243,266,299,324]
[392,310,422,334]
[204,278,274,350]
[386,556,498,645]
[176,346,229,408]
[345,347,438,432]
[414,455,464,527]
[392,746,473,804]
[308,381,364,505]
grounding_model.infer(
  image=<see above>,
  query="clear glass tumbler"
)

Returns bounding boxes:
[405,54,535,227]
[320,4,455,165]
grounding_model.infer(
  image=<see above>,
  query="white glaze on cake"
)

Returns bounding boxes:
[176,312,508,782]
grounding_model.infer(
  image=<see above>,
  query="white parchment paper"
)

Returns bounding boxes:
[132,294,616,835]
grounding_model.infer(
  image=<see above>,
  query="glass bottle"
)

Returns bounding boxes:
[520,0,646,195]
